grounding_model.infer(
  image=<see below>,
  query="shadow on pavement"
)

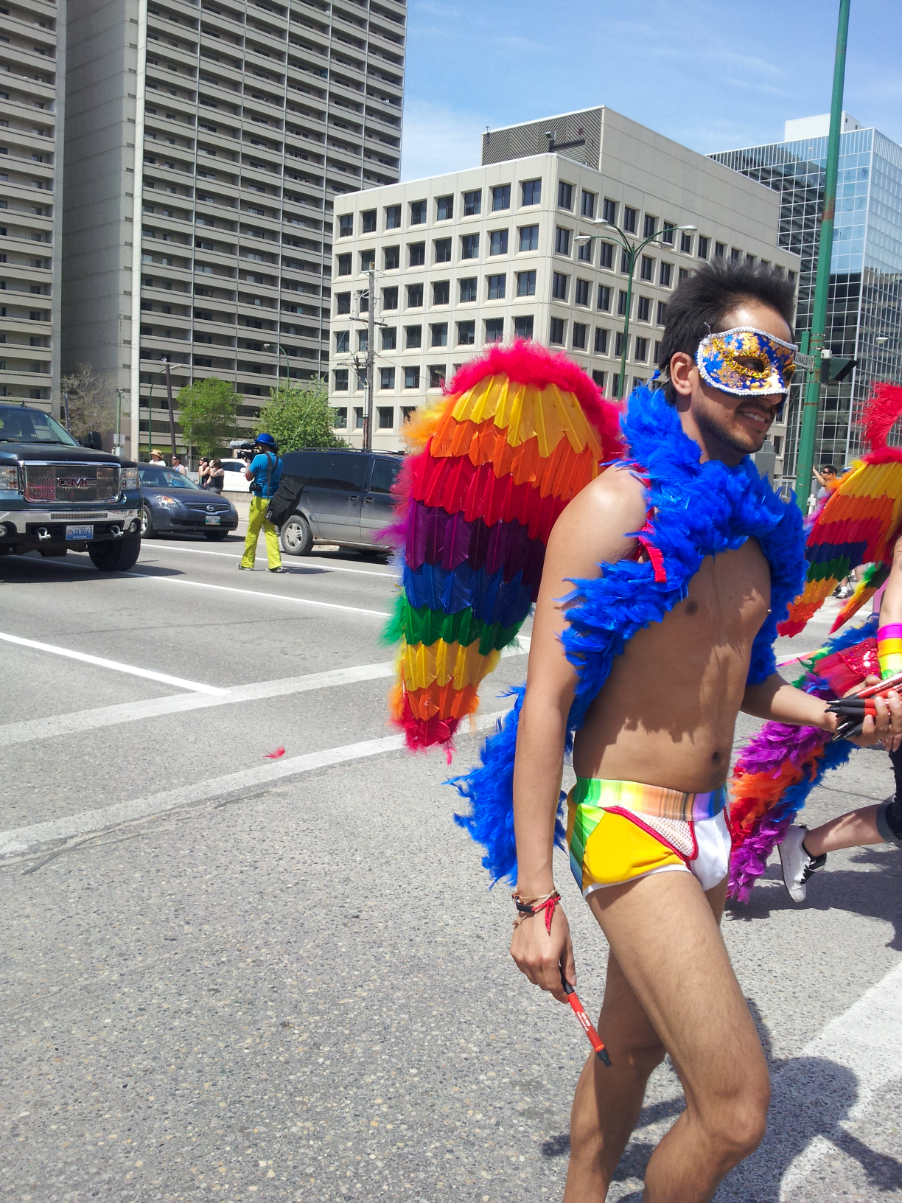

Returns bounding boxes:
[0,552,183,583]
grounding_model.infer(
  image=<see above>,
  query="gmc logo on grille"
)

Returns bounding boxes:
[59,477,91,488]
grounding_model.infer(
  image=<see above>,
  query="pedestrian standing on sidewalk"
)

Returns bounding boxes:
[198,456,210,488]
[240,433,284,572]
[172,455,188,476]
[207,459,224,494]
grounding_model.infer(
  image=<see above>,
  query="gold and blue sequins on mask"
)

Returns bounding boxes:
[696,327,797,397]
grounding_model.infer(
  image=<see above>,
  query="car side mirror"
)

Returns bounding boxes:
[80,431,103,451]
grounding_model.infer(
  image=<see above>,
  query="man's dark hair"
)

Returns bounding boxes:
[820,464,836,474]
[657,261,797,402]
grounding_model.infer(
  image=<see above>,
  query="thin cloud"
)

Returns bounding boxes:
[400,101,488,182]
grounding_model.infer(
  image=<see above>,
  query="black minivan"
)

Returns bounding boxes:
[269,448,403,557]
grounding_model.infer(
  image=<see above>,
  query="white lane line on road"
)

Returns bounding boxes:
[0,708,509,857]
[142,543,397,578]
[0,631,226,695]
[128,572,391,618]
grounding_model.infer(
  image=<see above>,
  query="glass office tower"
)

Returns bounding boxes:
[712,124,902,484]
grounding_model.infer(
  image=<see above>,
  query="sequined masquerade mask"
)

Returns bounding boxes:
[696,327,797,397]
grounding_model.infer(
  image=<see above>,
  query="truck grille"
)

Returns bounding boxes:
[23,462,121,503]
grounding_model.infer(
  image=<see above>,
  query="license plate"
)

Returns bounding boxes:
[66,525,93,540]
[205,514,221,525]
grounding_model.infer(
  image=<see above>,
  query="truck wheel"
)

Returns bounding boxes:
[280,513,313,556]
[88,530,142,572]
[205,529,230,541]
[141,505,156,538]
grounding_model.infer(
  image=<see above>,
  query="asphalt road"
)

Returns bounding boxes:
[2,528,901,1203]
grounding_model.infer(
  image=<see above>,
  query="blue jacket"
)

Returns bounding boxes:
[247,451,283,498]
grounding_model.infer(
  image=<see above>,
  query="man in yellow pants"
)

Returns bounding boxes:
[239,433,284,572]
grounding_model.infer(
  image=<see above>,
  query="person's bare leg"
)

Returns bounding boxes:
[803,805,883,856]
[566,871,768,1203]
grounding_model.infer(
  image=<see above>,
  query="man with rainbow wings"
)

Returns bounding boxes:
[384,262,901,1201]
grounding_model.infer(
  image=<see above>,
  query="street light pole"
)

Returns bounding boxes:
[162,357,177,459]
[145,365,166,459]
[362,267,375,451]
[793,0,851,511]
[264,341,292,385]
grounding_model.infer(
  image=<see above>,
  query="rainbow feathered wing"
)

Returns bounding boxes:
[382,342,622,753]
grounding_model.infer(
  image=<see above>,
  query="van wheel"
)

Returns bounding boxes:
[88,530,142,572]
[280,513,313,556]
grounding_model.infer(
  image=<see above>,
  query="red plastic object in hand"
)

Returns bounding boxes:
[560,971,612,1067]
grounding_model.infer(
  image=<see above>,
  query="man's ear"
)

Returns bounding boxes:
[669,352,695,398]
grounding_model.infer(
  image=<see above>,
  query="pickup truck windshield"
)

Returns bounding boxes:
[138,467,203,490]
[0,405,79,446]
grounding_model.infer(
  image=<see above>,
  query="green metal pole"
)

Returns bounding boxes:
[793,0,851,510]
[619,249,635,399]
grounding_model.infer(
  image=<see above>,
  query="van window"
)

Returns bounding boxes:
[370,458,401,494]
[309,452,369,491]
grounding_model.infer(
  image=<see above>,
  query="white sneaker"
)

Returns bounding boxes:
[778,825,826,903]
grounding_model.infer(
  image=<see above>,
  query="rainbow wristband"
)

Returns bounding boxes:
[877,624,902,680]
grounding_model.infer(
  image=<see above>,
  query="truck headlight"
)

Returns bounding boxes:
[120,467,139,491]
[0,465,20,492]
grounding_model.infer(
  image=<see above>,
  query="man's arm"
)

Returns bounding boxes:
[244,456,256,483]
[510,469,648,1002]
[743,673,902,748]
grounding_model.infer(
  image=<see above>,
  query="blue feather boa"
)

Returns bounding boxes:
[452,383,806,884]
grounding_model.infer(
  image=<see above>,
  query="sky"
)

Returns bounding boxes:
[399,0,902,182]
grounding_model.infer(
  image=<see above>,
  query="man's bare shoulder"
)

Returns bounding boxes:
[546,467,648,569]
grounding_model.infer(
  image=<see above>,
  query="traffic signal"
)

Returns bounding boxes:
[820,354,857,384]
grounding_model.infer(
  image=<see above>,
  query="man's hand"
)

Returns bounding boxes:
[509,903,575,1004]
[838,675,902,752]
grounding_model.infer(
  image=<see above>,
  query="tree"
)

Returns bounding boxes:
[60,363,117,440]
[255,377,348,452]
[176,377,240,457]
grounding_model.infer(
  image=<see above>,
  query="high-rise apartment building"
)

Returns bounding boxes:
[329,108,798,452]
[61,0,405,457]
[0,0,64,406]
[712,115,902,482]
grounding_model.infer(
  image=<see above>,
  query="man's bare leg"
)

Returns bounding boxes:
[803,804,883,856]
[564,872,769,1203]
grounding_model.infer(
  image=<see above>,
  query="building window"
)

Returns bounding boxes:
[552,272,569,301]
[487,273,506,300]
[581,190,597,219]
[355,407,364,428]
[643,214,657,238]
[679,267,689,283]
[787,270,797,285]
[333,407,348,428]
[662,221,675,245]
[635,336,648,362]
[382,286,398,310]
[404,365,420,389]
[459,277,477,303]
[429,364,446,388]
[361,209,377,233]
[558,180,573,210]
[519,224,539,252]
[680,230,693,254]
[659,262,673,287]
[654,340,662,363]
[594,327,609,354]
[457,320,475,345]
[336,292,351,315]
[492,183,511,211]
[407,283,423,308]
[463,188,482,216]
[599,242,614,270]
[401,406,417,425]
[637,296,651,322]
[383,245,400,271]
[335,329,350,352]
[333,368,349,390]
[432,280,450,305]
[612,373,622,397]
[618,290,629,316]
[360,248,375,271]
[338,214,353,237]
[376,406,394,430]
[336,252,351,276]
[358,329,369,352]
[405,325,422,348]
[623,206,638,234]
[575,278,590,307]
[517,269,537,297]
[714,241,726,259]
[381,327,396,350]
[640,255,654,282]
[409,242,425,267]
[410,199,427,225]
[745,253,756,267]
[730,247,741,263]
[433,238,452,264]
[615,331,626,357]
[436,194,453,221]
[549,317,566,345]
[621,249,630,274]
[656,301,667,325]
[514,315,534,340]
[385,203,401,229]
[592,370,606,389]
[597,284,612,311]
[484,318,504,343]
[697,235,709,260]
[380,367,395,390]
[572,322,587,350]
[555,227,572,256]
[461,233,480,259]
[521,179,542,206]
[430,322,448,347]
[489,229,509,255]
[602,198,617,224]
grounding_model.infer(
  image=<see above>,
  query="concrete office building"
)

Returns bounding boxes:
[330,107,799,455]
[712,115,902,481]
[61,0,406,457]
[0,0,65,406]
